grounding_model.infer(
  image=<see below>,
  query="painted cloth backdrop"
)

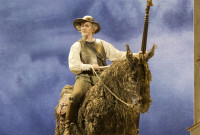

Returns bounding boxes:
[0,0,193,135]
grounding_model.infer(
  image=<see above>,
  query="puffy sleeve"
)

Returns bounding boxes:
[68,42,92,74]
[101,40,137,61]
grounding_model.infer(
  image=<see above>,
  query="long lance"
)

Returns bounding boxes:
[135,1,154,129]
[141,0,153,54]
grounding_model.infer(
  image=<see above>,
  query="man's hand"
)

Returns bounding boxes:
[138,51,147,56]
[91,64,100,71]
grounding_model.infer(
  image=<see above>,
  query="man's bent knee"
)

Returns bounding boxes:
[69,93,84,105]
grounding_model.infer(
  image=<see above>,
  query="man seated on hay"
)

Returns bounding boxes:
[65,15,144,135]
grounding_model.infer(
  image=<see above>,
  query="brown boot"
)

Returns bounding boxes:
[63,120,71,135]
[64,99,77,135]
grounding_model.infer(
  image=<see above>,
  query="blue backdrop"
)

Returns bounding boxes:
[0,0,193,135]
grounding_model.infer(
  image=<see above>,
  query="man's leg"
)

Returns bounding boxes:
[64,74,92,135]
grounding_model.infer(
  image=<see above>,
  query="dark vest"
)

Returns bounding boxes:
[79,39,107,66]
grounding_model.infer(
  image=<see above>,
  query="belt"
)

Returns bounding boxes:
[81,70,102,76]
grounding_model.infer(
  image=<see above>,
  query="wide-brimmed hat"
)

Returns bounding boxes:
[73,15,100,34]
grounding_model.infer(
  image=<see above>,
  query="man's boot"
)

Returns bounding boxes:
[64,99,77,135]
[64,120,71,135]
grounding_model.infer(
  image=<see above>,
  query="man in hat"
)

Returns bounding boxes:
[64,15,140,135]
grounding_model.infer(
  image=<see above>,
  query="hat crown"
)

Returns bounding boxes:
[83,16,94,22]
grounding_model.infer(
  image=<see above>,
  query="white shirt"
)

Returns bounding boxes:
[68,39,137,74]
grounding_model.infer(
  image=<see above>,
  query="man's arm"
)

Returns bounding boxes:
[68,42,100,74]
[68,42,92,74]
[100,40,138,61]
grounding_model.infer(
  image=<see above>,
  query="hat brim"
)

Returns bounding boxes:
[73,18,100,34]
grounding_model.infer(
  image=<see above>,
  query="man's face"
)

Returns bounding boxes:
[80,22,94,38]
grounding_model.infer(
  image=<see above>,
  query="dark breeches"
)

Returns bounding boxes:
[70,73,99,106]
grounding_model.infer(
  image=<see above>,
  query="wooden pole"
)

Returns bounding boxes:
[141,0,153,54]
[187,0,200,134]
